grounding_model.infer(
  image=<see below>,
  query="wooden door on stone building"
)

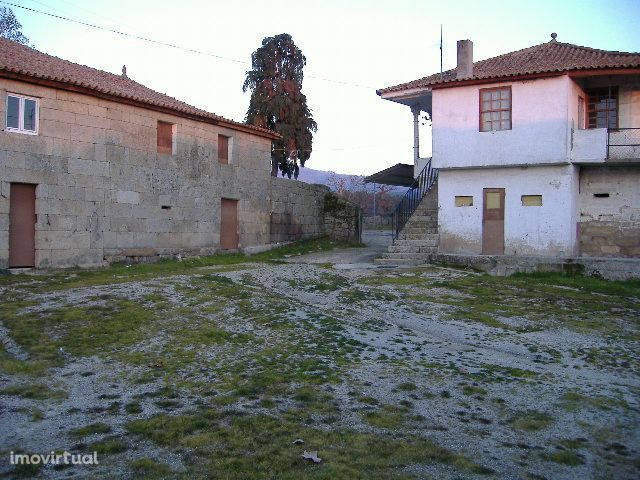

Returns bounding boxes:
[220,198,239,250]
[9,183,37,268]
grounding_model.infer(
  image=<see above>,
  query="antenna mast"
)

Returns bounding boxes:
[440,24,443,80]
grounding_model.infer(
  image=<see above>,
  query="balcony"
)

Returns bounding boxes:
[572,127,640,163]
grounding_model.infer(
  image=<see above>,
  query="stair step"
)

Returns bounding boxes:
[401,227,438,234]
[391,240,439,249]
[397,231,438,239]
[393,237,440,245]
[382,252,433,260]
[374,258,427,266]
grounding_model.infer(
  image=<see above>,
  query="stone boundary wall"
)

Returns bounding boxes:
[431,253,640,281]
[269,178,361,244]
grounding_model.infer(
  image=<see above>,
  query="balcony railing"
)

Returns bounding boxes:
[608,128,640,160]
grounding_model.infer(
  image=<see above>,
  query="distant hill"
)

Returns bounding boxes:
[294,167,353,189]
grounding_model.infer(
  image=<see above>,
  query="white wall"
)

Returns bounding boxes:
[432,76,571,169]
[438,165,579,256]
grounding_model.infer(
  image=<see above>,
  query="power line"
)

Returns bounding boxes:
[2,0,377,89]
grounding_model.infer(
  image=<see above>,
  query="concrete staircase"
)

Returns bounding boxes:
[375,184,439,266]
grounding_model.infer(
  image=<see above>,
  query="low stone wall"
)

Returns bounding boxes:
[430,253,640,281]
[269,178,361,244]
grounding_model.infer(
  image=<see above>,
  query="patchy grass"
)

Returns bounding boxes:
[544,450,585,466]
[127,409,493,477]
[129,458,174,478]
[361,405,408,429]
[1,383,67,401]
[560,390,629,412]
[509,410,554,431]
[70,422,112,438]
[0,237,360,292]
[89,437,128,454]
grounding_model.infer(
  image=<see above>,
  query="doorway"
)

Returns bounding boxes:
[482,188,505,255]
[220,198,238,250]
[9,183,37,268]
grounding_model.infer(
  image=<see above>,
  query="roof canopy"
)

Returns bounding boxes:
[364,163,414,187]
[0,38,279,139]
[377,40,640,96]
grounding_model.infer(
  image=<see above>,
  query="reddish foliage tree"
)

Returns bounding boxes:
[243,34,317,178]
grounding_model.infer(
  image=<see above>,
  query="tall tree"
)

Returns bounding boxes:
[0,7,30,45]
[243,33,317,178]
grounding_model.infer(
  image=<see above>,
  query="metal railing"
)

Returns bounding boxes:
[607,128,640,160]
[392,159,438,239]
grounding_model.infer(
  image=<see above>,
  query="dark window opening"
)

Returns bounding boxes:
[586,87,618,129]
[594,193,610,198]
[161,205,172,210]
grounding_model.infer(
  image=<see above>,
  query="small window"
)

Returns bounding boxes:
[5,93,38,134]
[521,195,542,206]
[455,196,473,207]
[587,87,617,129]
[479,87,511,132]
[593,193,610,198]
[157,121,175,155]
[218,135,230,164]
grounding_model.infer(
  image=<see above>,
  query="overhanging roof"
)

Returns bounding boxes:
[364,163,414,187]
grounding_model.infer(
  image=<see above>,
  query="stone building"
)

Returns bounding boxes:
[0,37,280,269]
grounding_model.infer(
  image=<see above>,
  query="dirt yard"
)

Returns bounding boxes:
[1,236,639,479]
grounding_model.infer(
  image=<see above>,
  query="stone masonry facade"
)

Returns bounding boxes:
[0,78,273,268]
[269,177,361,244]
[579,166,640,258]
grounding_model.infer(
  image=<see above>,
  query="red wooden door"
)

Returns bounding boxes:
[482,188,505,255]
[9,183,36,267]
[220,199,238,249]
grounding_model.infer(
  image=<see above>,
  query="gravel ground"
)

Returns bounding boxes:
[0,231,638,479]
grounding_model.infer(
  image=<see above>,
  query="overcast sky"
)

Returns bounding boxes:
[10,0,640,175]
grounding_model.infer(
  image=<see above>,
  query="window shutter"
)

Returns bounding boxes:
[157,121,173,154]
[218,135,229,164]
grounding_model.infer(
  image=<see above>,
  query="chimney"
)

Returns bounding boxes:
[456,40,473,78]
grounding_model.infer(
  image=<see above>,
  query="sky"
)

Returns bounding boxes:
[6,0,640,175]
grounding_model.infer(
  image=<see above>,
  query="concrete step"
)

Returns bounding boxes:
[403,221,438,229]
[391,239,439,249]
[406,215,437,223]
[374,258,427,266]
[397,230,438,239]
[401,227,438,234]
[381,252,433,260]
[388,246,438,254]
[393,236,440,245]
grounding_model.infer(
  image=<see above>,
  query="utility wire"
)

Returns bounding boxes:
[2,0,377,89]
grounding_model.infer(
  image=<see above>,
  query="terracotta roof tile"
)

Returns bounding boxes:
[377,40,640,95]
[0,37,278,138]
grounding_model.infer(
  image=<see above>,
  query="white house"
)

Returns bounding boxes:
[370,35,640,263]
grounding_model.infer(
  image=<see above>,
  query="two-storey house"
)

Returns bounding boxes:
[371,35,640,264]
[0,38,280,269]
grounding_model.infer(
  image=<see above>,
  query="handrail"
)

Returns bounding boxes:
[392,159,438,239]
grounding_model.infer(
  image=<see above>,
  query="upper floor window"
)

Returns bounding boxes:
[157,120,175,154]
[587,87,617,129]
[5,93,38,134]
[479,87,511,132]
[218,134,230,164]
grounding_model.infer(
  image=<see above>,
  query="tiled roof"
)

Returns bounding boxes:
[0,37,279,138]
[378,40,640,95]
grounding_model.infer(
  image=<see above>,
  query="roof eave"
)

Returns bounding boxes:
[0,69,281,140]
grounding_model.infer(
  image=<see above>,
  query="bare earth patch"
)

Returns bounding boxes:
[1,240,639,479]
